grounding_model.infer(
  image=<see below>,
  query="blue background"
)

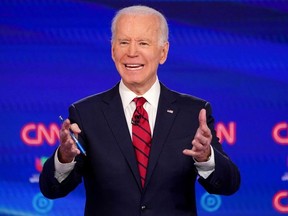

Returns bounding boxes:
[0,0,287,215]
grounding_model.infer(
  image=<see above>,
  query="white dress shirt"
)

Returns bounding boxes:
[119,78,159,137]
[54,78,215,182]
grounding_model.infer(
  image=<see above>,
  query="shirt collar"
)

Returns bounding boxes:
[119,77,160,109]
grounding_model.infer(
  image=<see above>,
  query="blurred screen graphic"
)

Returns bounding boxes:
[0,0,287,215]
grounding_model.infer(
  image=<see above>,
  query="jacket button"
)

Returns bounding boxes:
[141,205,147,211]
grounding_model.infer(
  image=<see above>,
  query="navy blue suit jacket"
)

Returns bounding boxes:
[40,83,240,216]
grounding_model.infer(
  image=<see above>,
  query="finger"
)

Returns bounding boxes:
[58,141,80,163]
[59,130,79,153]
[183,139,202,154]
[60,129,70,144]
[192,139,207,150]
[60,127,76,147]
[198,110,212,138]
[194,132,210,147]
[183,147,205,159]
[199,109,207,127]
[182,149,197,157]
[183,143,211,162]
[60,120,71,141]
[61,118,71,130]
[61,119,81,140]
[70,123,81,134]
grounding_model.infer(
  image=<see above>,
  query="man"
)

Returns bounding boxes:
[40,5,240,216]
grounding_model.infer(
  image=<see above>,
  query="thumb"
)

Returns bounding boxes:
[70,123,81,134]
[199,109,207,127]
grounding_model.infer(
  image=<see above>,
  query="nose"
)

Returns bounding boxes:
[127,42,138,57]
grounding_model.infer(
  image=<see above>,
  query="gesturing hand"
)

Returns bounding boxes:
[58,118,81,163]
[183,109,212,162]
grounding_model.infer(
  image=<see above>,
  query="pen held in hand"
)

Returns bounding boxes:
[59,115,87,156]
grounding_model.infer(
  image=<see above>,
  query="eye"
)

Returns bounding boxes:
[119,40,129,45]
[139,41,149,46]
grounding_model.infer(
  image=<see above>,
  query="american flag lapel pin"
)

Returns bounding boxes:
[167,109,174,114]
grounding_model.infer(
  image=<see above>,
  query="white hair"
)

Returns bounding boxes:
[111,5,169,45]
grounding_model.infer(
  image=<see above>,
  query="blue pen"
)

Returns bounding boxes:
[59,115,87,156]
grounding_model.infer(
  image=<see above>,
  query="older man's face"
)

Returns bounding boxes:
[111,14,169,94]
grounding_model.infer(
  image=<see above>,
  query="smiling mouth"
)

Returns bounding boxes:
[124,64,144,70]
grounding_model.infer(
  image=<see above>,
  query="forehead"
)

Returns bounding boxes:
[115,14,160,39]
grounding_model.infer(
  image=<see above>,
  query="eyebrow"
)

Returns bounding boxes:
[137,39,152,42]
[117,38,152,43]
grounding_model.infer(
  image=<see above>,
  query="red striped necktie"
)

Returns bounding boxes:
[132,97,152,188]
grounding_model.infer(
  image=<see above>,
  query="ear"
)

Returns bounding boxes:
[159,42,169,65]
[111,42,116,62]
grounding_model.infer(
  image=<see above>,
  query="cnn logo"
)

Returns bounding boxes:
[21,123,60,146]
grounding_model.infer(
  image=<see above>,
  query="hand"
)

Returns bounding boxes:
[183,109,212,162]
[58,118,81,163]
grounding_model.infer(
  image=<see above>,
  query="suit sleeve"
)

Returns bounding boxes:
[198,103,241,195]
[39,105,85,199]
[39,151,84,199]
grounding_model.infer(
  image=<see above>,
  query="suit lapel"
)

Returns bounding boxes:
[145,84,178,188]
[101,84,142,190]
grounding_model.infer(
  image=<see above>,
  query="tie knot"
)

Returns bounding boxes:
[133,97,146,107]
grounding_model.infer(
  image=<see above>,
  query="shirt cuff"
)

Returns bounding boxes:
[54,147,76,183]
[194,146,215,179]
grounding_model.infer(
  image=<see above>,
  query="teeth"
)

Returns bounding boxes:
[126,64,142,67]
[125,64,144,70]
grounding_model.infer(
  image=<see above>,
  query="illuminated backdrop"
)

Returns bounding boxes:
[0,0,287,215]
